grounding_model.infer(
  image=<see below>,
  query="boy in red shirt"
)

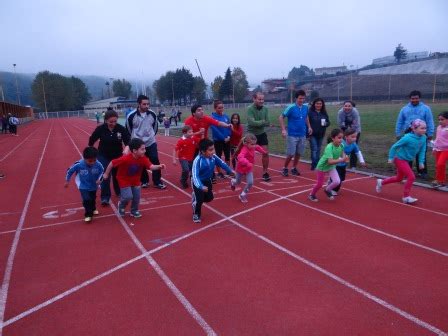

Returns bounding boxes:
[173,125,199,189]
[103,138,165,217]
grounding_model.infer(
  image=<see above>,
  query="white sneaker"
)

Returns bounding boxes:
[331,190,338,196]
[402,196,418,204]
[376,179,383,193]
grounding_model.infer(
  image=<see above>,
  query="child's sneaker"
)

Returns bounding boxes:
[324,189,335,200]
[402,196,418,204]
[192,214,201,223]
[376,179,383,193]
[308,195,318,202]
[331,190,338,196]
[84,216,92,223]
[130,211,142,218]
[93,210,99,215]
[262,172,271,181]
[238,193,248,203]
[117,202,125,217]
[431,181,444,189]
[290,167,301,176]
[281,168,289,177]
[141,183,149,188]
[230,179,236,191]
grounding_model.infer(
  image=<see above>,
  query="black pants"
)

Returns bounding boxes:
[141,142,162,185]
[192,179,213,216]
[80,190,97,217]
[9,125,17,135]
[334,166,346,192]
[349,133,361,168]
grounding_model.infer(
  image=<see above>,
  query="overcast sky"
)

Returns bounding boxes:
[1,0,447,84]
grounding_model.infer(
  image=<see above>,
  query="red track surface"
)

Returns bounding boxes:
[0,119,446,335]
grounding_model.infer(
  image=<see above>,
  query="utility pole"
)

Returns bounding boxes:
[432,73,437,103]
[171,77,175,106]
[195,58,207,100]
[350,72,353,101]
[13,63,21,105]
[337,79,340,101]
[41,76,48,118]
[388,74,392,101]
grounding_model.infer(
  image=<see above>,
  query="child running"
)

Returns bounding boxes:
[103,138,165,217]
[65,146,104,222]
[230,133,267,203]
[376,119,427,204]
[331,129,366,195]
[432,111,448,188]
[229,113,243,169]
[173,125,199,189]
[309,128,348,202]
[191,139,234,223]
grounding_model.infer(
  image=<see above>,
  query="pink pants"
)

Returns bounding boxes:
[434,150,448,184]
[311,169,340,196]
[382,158,415,197]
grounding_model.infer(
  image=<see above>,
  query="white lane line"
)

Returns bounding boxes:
[2,186,310,328]
[0,128,39,162]
[65,122,216,335]
[163,178,447,336]
[0,123,53,335]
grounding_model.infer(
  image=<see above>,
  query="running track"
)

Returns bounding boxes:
[0,119,446,335]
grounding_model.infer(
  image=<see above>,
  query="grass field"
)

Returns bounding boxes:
[126,101,448,182]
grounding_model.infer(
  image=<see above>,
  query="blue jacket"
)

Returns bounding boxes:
[337,140,360,167]
[395,102,434,137]
[210,113,231,141]
[389,133,427,164]
[282,103,308,137]
[66,160,104,191]
[192,154,232,189]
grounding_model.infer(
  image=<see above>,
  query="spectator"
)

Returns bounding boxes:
[337,100,361,167]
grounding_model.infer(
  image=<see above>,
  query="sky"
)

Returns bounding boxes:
[1,0,447,85]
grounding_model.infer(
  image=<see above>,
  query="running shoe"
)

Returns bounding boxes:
[281,168,288,177]
[192,214,201,223]
[262,172,271,181]
[324,189,335,200]
[290,167,300,176]
[376,179,383,193]
[130,211,142,218]
[402,196,418,204]
[308,195,318,202]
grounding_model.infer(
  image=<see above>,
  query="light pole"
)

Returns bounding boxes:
[109,78,114,98]
[13,64,21,105]
[41,76,48,118]
[105,81,110,99]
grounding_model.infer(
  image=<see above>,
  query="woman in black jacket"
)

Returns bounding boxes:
[308,98,330,170]
[88,109,130,205]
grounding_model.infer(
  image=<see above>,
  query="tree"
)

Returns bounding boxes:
[394,43,407,63]
[219,67,233,101]
[70,76,91,110]
[211,76,223,99]
[231,67,249,102]
[112,78,132,98]
[192,76,206,103]
[153,67,196,105]
[309,90,319,101]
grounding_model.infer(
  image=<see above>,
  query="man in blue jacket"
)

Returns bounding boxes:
[395,90,434,178]
[210,100,232,179]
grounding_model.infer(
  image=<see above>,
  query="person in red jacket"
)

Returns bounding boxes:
[184,104,231,139]
[173,125,200,188]
[229,113,243,169]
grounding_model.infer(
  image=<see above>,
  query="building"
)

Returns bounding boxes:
[83,97,138,114]
[315,66,348,76]
[261,78,288,93]
[372,51,429,65]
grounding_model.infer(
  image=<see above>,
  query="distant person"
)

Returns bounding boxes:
[376,119,427,204]
[88,109,130,206]
[8,113,19,136]
[157,109,165,124]
[126,95,166,189]
[395,90,434,179]
[163,117,171,136]
[337,101,361,168]
[176,108,182,123]
[279,90,311,176]
[170,108,178,126]
[184,104,231,140]
[247,92,271,181]
[64,146,104,223]
[1,114,8,134]
[211,100,232,179]
[308,98,330,170]
[431,111,448,188]
[103,138,166,218]
[95,111,100,124]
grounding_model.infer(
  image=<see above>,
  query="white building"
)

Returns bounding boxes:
[372,51,429,65]
[315,66,348,76]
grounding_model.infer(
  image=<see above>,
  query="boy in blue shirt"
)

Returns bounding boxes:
[65,146,104,222]
[191,139,234,223]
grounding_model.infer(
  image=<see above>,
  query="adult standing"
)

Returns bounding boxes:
[176,108,182,123]
[279,90,311,176]
[89,109,130,205]
[337,100,361,167]
[184,104,230,140]
[8,113,18,136]
[1,114,8,134]
[395,90,434,178]
[126,95,166,189]
[247,92,271,181]
[170,108,178,126]
[211,100,232,178]
[308,98,330,170]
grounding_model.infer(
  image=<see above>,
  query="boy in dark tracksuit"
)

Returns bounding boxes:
[191,139,234,223]
[65,147,104,222]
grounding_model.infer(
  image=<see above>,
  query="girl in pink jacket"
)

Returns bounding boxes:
[230,133,267,202]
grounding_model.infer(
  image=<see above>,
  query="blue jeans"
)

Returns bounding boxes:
[98,155,120,202]
[234,172,254,194]
[79,189,97,217]
[119,186,141,213]
[179,159,193,185]
[309,136,324,170]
